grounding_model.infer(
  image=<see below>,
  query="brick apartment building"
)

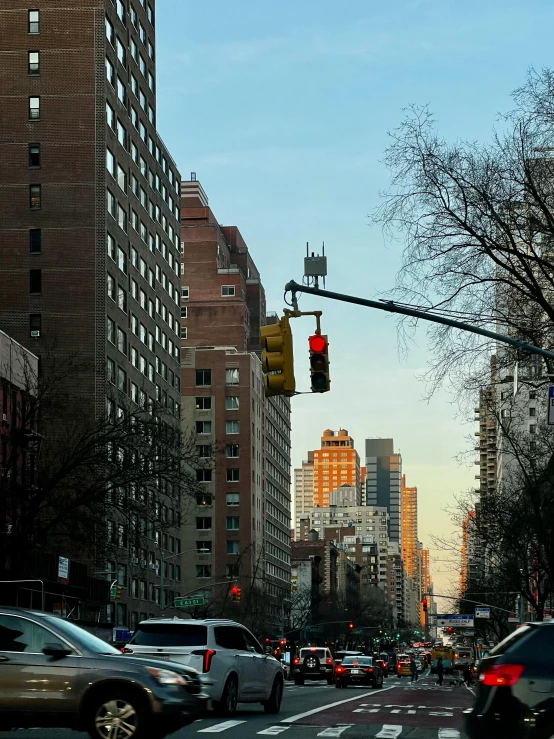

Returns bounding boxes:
[179,180,292,630]
[0,1,184,627]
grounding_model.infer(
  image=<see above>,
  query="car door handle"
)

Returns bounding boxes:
[0,656,9,662]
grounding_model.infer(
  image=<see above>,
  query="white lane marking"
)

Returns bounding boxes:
[375,726,403,738]
[438,731,461,738]
[281,685,397,723]
[317,727,353,737]
[464,683,476,695]
[257,727,290,735]
[198,720,247,733]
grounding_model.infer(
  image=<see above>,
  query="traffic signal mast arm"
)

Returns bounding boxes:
[284,280,554,363]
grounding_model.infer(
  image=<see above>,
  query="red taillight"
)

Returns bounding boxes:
[191,649,216,673]
[335,665,345,673]
[363,667,373,673]
[120,647,133,653]
[293,657,300,665]
[326,658,333,665]
[480,663,525,687]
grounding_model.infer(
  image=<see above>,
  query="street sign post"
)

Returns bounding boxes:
[174,596,205,608]
[436,614,475,628]
[306,626,324,633]
[475,607,491,619]
[548,387,554,425]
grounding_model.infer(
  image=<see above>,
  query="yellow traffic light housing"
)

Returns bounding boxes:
[309,334,330,393]
[260,317,295,397]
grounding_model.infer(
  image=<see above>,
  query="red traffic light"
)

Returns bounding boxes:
[265,638,270,644]
[348,622,354,629]
[422,598,428,612]
[308,334,327,353]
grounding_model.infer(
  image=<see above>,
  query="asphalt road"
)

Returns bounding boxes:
[0,671,475,739]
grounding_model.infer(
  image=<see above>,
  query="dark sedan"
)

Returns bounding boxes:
[335,655,383,689]
[465,622,554,739]
[0,607,209,739]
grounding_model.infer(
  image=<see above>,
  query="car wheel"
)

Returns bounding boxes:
[218,675,239,716]
[263,676,284,714]
[87,690,148,739]
[335,681,342,688]
[326,676,334,685]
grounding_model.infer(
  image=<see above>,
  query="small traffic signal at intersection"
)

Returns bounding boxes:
[230,585,241,602]
[309,334,330,393]
[348,622,354,630]
[260,317,295,398]
[422,598,428,612]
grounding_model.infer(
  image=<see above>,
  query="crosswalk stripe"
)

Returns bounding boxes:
[198,720,247,733]
[257,727,290,735]
[438,731,461,738]
[375,727,403,738]
[316,726,353,737]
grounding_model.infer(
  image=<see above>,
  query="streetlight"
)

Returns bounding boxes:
[159,548,209,615]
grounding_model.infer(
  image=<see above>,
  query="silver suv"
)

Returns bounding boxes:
[292,647,335,684]
[124,618,284,715]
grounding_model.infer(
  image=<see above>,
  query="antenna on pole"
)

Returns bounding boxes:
[303,241,327,290]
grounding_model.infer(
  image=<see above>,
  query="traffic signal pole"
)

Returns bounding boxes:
[284,280,554,363]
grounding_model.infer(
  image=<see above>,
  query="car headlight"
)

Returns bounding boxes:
[147,667,190,686]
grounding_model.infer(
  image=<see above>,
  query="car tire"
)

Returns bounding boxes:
[86,688,149,739]
[326,676,334,685]
[335,681,342,689]
[217,675,239,716]
[263,676,284,714]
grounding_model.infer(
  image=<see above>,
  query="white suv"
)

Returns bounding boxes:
[124,618,284,715]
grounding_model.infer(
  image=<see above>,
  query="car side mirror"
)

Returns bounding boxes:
[43,643,73,658]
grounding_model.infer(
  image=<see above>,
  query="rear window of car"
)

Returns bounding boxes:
[301,648,327,659]
[343,656,373,665]
[488,625,532,656]
[129,624,207,647]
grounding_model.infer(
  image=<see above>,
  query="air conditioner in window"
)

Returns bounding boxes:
[132,557,139,565]
[141,559,147,567]
[150,563,159,571]
[30,330,40,338]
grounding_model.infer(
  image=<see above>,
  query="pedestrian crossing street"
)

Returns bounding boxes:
[195,720,466,738]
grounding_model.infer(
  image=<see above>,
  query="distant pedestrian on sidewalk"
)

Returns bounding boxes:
[437,656,445,686]
[410,656,418,682]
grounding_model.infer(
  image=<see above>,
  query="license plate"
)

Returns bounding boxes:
[150,654,172,660]
[351,669,361,674]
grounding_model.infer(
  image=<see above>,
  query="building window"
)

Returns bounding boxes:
[117,164,126,192]
[116,76,126,104]
[196,421,212,435]
[196,397,212,410]
[225,396,239,410]
[180,306,187,318]
[197,445,212,458]
[116,0,126,24]
[226,493,240,506]
[226,517,239,530]
[117,328,127,354]
[530,424,536,434]
[196,565,211,578]
[117,284,127,312]
[28,96,40,120]
[28,51,40,75]
[27,144,41,171]
[29,269,41,294]
[106,15,114,44]
[29,185,41,209]
[529,407,536,417]
[225,421,240,435]
[29,313,41,338]
[221,285,235,296]
[117,204,127,232]
[117,366,127,393]
[29,229,41,253]
[106,148,115,175]
[226,541,240,554]
[196,469,212,483]
[28,9,40,34]
[226,444,239,458]
[181,287,189,301]
[196,517,212,530]
[195,370,211,387]
[106,357,115,384]
[226,469,240,482]
[117,246,127,273]
[116,37,126,65]
[180,326,187,340]
[225,368,239,385]
[529,390,537,399]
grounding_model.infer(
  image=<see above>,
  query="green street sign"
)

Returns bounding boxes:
[110,587,117,598]
[353,629,364,635]
[306,626,324,633]
[174,596,205,608]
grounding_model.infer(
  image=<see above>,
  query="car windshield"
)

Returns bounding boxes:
[43,616,120,655]
[343,656,372,665]
[488,625,532,656]
[301,648,327,660]
[129,623,207,647]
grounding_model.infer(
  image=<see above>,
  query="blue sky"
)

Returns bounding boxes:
[155,0,554,597]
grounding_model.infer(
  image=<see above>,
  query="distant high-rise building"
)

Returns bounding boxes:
[401,475,418,581]
[313,429,361,507]
[293,452,314,538]
[365,439,402,544]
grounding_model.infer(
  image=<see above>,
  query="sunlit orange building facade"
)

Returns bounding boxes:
[401,475,418,580]
[312,429,361,507]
